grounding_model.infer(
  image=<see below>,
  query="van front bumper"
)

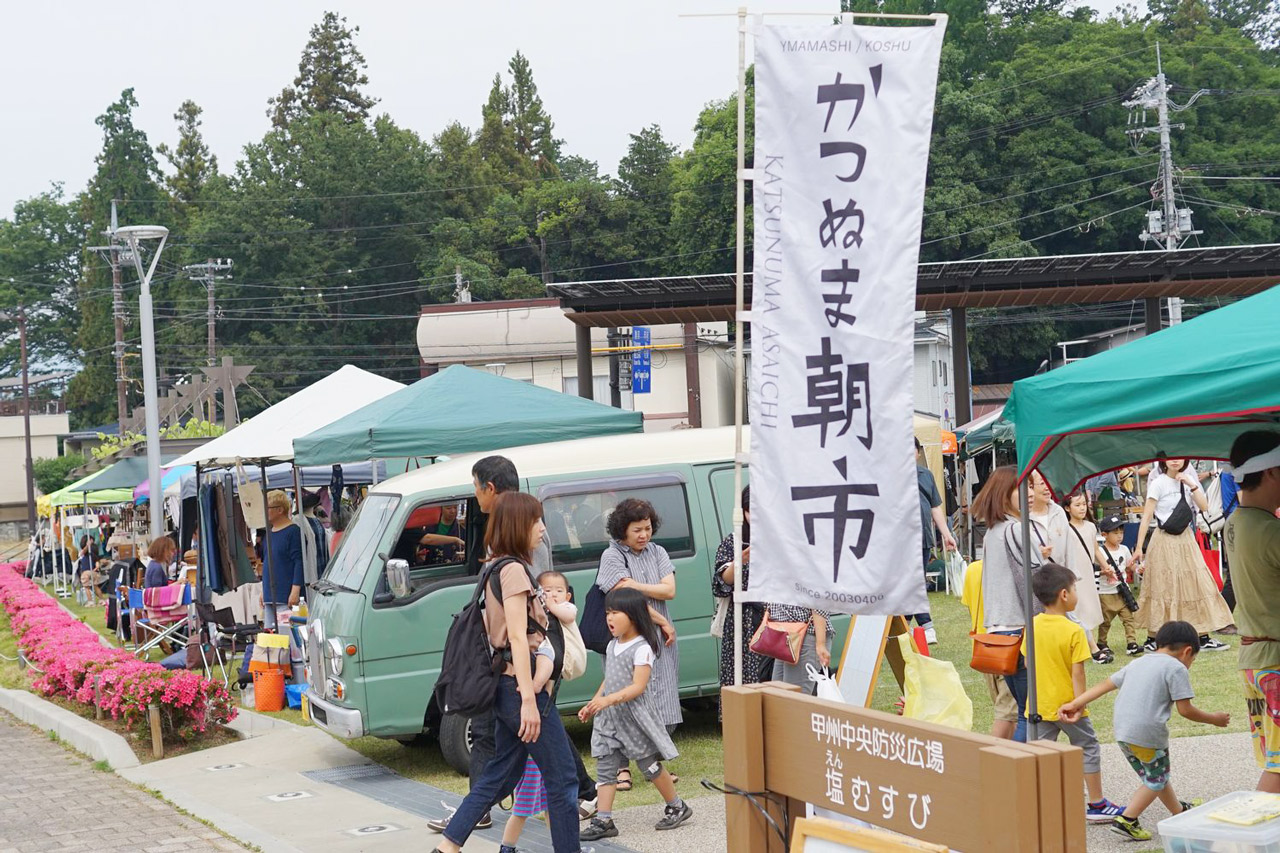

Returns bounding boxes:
[305,689,364,739]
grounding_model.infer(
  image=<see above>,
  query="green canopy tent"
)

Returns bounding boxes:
[70,455,179,494]
[1004,285,1280,497]
[1000,283,1280,741]
[292,364,645,466]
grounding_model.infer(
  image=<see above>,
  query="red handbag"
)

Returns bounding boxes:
[749,611,808,664]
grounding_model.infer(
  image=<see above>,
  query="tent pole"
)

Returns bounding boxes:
[260,460,277,632]
[1020,477,1038,742]
[293,463,315,602]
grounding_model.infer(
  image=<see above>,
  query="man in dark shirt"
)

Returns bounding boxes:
[914,439,957,644]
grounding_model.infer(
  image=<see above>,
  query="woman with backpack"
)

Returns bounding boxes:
[1133,457,1233,653]
[433,492,583,853]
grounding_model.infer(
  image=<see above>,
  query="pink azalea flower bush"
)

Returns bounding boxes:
[0,561,236,735]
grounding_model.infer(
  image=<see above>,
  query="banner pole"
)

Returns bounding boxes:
[1020,477,1038,741]
[732,4,748,689]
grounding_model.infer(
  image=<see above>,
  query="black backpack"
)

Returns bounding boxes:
[434,557,565,717]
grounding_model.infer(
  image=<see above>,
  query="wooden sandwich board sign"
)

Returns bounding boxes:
[834,615,911,707]
[791,816,949,852]
[723,683,1085,853]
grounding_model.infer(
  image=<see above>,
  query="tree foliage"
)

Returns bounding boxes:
[3,7,1278,428]
[31,453,86,496]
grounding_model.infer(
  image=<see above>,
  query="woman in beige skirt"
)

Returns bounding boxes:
[1133,458,1233,652]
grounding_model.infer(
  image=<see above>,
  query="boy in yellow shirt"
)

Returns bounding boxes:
[1026,563,1125,822]
[961,559,1018,739]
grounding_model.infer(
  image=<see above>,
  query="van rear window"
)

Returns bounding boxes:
[324,494,400,590]
[542,483,693,567]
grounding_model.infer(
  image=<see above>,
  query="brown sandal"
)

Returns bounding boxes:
[616,768,633,791]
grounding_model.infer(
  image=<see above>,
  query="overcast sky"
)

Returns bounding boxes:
[1,1,1121,219]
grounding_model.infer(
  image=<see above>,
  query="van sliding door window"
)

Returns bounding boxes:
[393,501,468,573]
[541,480,693,568]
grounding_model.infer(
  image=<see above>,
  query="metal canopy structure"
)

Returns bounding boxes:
[547,243,1280,325]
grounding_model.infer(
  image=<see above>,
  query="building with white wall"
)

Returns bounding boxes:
[419,299,958,433]
[417,299,735,431]
[0,412,68,529]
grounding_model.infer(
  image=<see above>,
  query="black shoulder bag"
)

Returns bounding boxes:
[580,551,626,654]
[1158,483,1194,536]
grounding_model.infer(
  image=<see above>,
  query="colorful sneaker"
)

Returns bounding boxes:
[655,800,694,830]
[1126,642,1144,656]
[1200,637,1230,652]
[1110,815,1152,841]
[427,808,491,833]
[1087,798,1125,822]
[1179,799,1203,813]
[580,817,619,841]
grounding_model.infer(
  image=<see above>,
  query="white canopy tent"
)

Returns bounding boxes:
[168,365,405,609]
[169,365,405,467]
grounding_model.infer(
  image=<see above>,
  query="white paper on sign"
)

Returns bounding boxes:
[745,21,947,617]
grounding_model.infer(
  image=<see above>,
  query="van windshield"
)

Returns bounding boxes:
[323,494,401,591]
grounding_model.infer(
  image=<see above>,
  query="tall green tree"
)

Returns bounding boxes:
[617,124,678,277]
[0,187,85,372]
[268,11,378,128]
[157,100,218,204]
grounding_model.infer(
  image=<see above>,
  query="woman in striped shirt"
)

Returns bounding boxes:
[596,498,682,737]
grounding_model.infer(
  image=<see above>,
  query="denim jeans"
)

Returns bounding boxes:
[444,677,581,852]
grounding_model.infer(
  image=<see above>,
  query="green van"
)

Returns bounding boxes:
[303,427,845,771]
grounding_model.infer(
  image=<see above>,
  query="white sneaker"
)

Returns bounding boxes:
[924,626,938,645]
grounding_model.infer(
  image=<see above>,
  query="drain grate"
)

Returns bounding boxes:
[304,763,393,783]
[301,765,638,852]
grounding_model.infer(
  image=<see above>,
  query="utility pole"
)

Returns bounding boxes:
[183,258,233,366]
[1125,43,1207,326]
[184,259,233,421]
[0,305,37,534]
[87,200,129,427]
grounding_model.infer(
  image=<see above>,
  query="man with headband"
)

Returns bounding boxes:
[1224,430,1280,793]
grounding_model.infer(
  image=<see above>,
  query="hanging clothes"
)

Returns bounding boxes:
[199,483,224,594]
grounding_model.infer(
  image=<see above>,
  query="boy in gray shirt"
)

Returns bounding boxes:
[1060,620,1230,842]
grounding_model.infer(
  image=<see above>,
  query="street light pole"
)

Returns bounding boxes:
[115,225,169,542]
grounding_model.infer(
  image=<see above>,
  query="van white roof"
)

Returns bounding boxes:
[371,426,744,498]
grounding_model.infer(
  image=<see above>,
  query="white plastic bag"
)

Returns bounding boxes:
[946,550,968,596]
[807,663,844,703]
[710,596,729,639]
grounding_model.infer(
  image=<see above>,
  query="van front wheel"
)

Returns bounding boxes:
[438,713,473,776]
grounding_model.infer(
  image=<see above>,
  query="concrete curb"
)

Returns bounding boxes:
[0,686,139,770]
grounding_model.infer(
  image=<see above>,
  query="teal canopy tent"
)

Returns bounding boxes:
[72,455,178,493]
[1003,285,1280,497]
[292,364,645,466]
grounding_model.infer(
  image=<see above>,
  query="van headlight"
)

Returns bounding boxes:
[326,638,345,676]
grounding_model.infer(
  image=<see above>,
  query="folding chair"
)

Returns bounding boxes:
[127,585,194,657]
[193,602,259,686]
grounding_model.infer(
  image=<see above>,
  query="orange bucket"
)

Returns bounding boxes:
[253,669,286,712]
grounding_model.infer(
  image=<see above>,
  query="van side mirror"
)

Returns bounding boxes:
[385,558,411,599]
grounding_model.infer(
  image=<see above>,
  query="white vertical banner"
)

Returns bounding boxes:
[746,20,947,615]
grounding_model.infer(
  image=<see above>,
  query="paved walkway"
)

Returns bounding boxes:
[0,711,245,853]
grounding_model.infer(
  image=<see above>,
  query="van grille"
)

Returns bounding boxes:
[306,620,326,695]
